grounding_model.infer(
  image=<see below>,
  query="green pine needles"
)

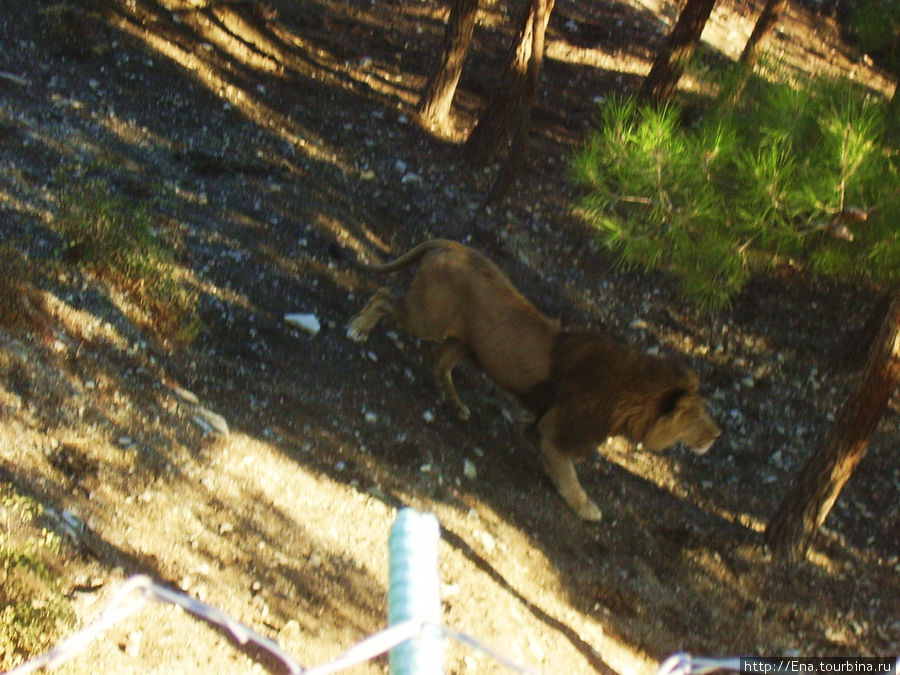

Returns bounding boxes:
[572,75,899,309]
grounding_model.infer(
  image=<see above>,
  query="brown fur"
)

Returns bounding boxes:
[347,239,721,520]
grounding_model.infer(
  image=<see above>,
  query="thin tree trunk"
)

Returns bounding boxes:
[721,0,788,105]
[416,0,479,133]
[465,0,554,166]
[765,290,900,563]
[889,84,898,134]
[639,0,717,105]
[483,0,550,205]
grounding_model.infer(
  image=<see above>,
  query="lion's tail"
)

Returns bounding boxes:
[347,239,455,274]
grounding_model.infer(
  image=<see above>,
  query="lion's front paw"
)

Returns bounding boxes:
[575,500,603,522]
[346,319,369,342]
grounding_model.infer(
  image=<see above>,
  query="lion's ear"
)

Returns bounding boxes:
[658,388,688,416]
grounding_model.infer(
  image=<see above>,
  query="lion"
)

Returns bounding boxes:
[347,239,721,520]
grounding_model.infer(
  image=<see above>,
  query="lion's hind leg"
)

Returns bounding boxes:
[347,288,399,342]
[430,338,472,420]
[537,409,603,521]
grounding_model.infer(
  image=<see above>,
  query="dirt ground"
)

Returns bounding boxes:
[1,0,898,673]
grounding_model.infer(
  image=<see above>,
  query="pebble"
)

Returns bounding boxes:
[475,529,496,553]
[194,407,229,436]
[284,313,320,336]
[171,385,200,405]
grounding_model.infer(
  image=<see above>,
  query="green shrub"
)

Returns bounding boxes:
[53,165,201,341]
[0,488,75,669]
[572,75,899,309]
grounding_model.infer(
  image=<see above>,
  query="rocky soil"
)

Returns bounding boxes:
[0,0,897,673]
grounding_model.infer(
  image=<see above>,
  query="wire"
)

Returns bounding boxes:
[4,576,541,675]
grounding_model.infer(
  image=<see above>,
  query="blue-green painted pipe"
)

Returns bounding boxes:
[388,508,443,675]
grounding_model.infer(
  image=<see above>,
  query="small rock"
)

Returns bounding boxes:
[284,313,320,336]
[194,407,229,436]
[475,529,496,553]
[55,509,86,543]
[364,411,378,424]
[463,458,477,480]
[280,619,302,641]
[171,386,200,405]
[423,410,435,423]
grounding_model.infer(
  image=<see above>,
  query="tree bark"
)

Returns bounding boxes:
[465,0,554,166]
[765,290,900,563]
[639,0,717,105]
[889,84,898,134]
[416,0,479,133]
[481,0,551,205]
[721,0,788,105]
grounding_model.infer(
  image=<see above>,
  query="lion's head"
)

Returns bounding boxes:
[642,388,721,454]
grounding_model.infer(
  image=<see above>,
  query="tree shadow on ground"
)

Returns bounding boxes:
[2,0,897,669]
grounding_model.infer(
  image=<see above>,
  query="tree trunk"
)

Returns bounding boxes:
[464,0,554,166]
[721,0,788,105]
[889,84,898,135]
[481,0,551,205]
[639,0,717,105]
[765,290,900,563]
[416,0,479,133]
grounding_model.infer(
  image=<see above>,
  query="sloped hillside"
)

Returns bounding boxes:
[1,0,897,672]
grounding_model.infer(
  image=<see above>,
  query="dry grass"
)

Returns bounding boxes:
[0,243,49,337]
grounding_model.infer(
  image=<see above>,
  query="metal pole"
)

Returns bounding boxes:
[388,508,443,675]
